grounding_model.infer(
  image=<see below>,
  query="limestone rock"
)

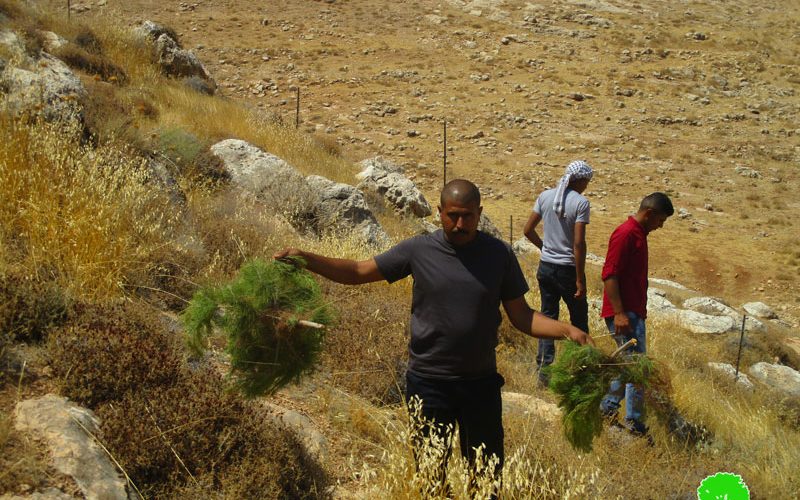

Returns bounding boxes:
[134,20,215,92]
[647,287,677,315]
[742,301,777,319]
[502,391,560,423]
[211,139,310,196]
[478,213,502,239]
[210,138,319,223]
[707,362,754,390]
[14,395,129,500]
[38,30,68,53]
[306,175,389,247]
[356,157,432,217]
[678,310,736,334]
[0,30,86,122]
[749,362,800,397]
[683,297,738,317]
[649,278,690,291]
[511,237,539,255]
[261,401,328,463]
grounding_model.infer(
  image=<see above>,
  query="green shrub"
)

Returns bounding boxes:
[47,301,183,407]
[183,258,334,398]
[157,127,204,167]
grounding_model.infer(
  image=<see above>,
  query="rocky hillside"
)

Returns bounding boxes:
[2,0,800,498]
[75,0,800,322]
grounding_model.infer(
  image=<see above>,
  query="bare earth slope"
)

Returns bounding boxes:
[72,0,799,319]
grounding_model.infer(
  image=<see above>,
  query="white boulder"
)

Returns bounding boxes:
[749,362,800,397]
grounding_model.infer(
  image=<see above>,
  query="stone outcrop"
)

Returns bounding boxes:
[14,395,130,500]
[306,175,389,246]
[707,362,754,390]
[134,20,215,92]
[748,362,800,397]
[677,309,736,334]
[356,157,432,217]
[501,391,560,423]
[683,297,765,332]
[647,288,678,315]
[742,301,777,320]
[478,213,503,239]
[210,139,387,246]
[0,30,86,122]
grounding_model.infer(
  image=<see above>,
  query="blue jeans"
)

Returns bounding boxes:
[536,261,589,383]
[599,312,646,427]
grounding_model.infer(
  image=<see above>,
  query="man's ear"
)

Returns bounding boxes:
[478,206,483,217]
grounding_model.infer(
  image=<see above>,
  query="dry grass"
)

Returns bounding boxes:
[0,115,181,301]
[2,0,800,497]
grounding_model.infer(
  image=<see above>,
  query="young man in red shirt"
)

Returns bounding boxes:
[599,192,674,436]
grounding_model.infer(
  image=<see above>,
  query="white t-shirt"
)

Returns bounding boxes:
[533,188,590,266]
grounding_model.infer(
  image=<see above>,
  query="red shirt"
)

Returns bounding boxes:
[601,216,649,319]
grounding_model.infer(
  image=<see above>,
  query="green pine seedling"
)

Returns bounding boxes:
[547,341,666,452]
[182,257,334,398]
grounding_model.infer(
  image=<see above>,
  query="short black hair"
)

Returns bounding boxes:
[639,192,674,216]
[440,179,481,207]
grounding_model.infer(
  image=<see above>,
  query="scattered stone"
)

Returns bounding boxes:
[686,31,708,40]
[678,208,692,219]
[14,395,129,500]
[586,253,605,266]
[734,165,761,178]
[749,362,800,397]
[707,362,754,390]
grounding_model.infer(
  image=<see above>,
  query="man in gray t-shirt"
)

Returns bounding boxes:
[524,160,593,386]
[275,179,592,483]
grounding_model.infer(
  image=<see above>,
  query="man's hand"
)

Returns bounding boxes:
[567,325,594,346]
[574,277,586,299]
[613,312,631,336]
[273,247,304,266]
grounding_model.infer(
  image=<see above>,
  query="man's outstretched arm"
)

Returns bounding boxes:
[502,296,594,345]
[273,248,384,285]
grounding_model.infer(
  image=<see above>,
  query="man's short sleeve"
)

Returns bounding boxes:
[374,237,417,283]
[601,228,630,281]
[533,194,543,215]
[576,198,590,224]
[501,246,530,301]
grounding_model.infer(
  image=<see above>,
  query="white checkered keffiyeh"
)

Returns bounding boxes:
[553,160,594,218]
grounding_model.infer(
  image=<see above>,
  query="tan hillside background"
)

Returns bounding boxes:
[0,0,799,498]
[88,0,800,314]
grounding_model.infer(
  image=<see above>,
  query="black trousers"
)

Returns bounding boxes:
[536,261,589,381]
[405,371,505,474]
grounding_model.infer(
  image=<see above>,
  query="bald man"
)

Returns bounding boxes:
[274,179,592,482]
